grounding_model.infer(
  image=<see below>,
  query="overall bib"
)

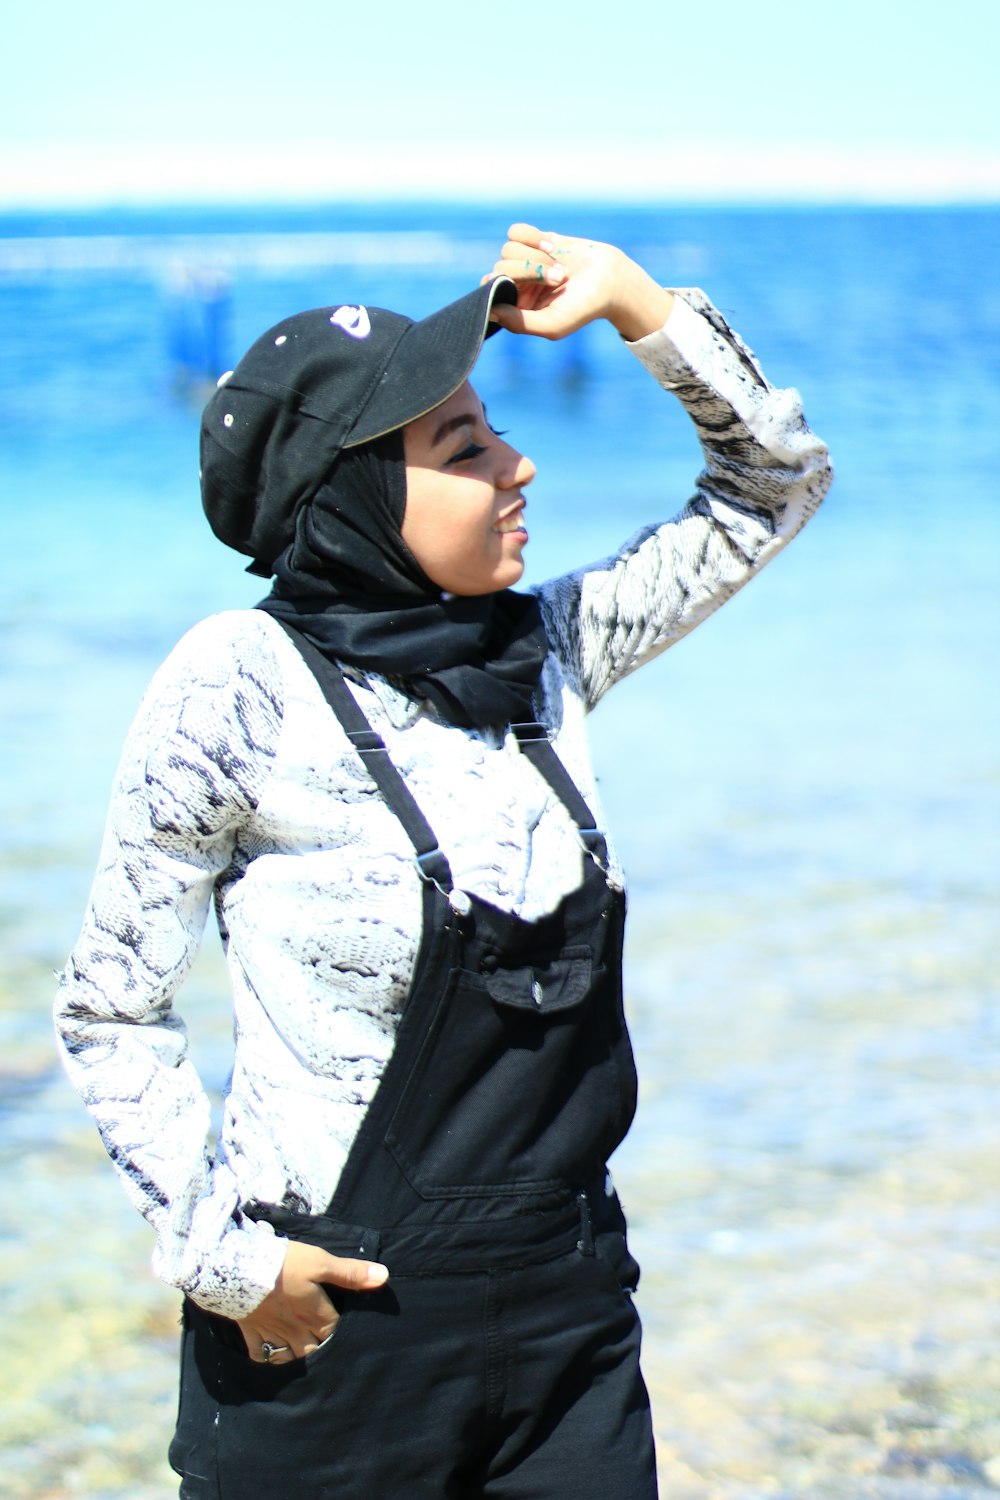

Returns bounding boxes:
[170,633,657,1500]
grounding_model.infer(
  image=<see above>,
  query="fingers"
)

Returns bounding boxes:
[501,233,565,270]
[480,228,575,291]
[488,255,566,288]
[254,1335,297,1365]
[280,1242,388,1297]
[481,226,602,301]
[246,1333,330,1365]
[489,302,568,341]
[508,225,584,264]
[240,1285,342,1365]
[236,1244,390,1365]
[319,1251,389,1290]
[243,1286,350,1363]
[487,301,535,336]
[506,223,572,251]
[493,236,564,287]
[242,1320,328,1365]
[483,225,637,341]
[507,221,544,246]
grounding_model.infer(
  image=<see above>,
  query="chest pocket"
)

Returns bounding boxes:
[384,928,631,1199]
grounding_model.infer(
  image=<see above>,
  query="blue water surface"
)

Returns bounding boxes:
[2,204,996,939]
[1,201,998,1500]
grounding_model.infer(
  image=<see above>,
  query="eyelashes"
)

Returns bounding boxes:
[448,441,488,464]
[448,426,511,464]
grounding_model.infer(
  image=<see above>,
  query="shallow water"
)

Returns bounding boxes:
[1,203,998,1496]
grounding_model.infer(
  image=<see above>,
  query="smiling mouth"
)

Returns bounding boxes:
[495,503,527,536]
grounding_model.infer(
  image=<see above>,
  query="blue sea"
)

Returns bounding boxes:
[1,204,998,1498]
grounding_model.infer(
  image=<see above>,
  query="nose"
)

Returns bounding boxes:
[497,438,535,491]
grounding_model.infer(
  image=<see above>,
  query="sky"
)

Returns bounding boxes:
[2,0,999,205]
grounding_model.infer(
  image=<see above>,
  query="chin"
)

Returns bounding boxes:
[448,561,525,596]
[499,560,526,589]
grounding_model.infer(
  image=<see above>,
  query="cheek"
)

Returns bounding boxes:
[403,508,505,595]
[402,479,493,572]
[401,483,450,572]
[399,475,434,565]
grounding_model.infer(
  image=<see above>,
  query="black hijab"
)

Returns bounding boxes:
[257,432,548,729]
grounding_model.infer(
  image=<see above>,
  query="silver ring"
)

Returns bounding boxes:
[260,1341,290,1363]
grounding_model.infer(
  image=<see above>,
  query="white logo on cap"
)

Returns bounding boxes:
[330,305,371,340]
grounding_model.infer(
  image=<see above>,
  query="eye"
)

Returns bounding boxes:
[447,441,488,464]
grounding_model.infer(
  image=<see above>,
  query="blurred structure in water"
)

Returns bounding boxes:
[165,260,231,396]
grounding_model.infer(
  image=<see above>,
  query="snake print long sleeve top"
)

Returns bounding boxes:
[54,292,832,1318]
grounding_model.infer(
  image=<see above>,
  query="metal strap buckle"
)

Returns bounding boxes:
[510,721,548,742]
[414,849,451,897]
[577,827,609,874]
[345,728,387,756]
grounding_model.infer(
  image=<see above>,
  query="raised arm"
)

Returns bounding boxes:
[485,224,833,707]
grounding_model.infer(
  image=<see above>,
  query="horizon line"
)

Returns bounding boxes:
[3,142,999,210]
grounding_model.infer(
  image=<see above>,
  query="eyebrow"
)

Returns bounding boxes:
[430,402,490,449]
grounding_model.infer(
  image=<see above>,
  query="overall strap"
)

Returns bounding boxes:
[275,622,454,895]
[510,722,610,871]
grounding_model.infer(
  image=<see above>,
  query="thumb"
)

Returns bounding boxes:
[316,1250,389,1291]
[490,302,574,342]
[489,302,530,335]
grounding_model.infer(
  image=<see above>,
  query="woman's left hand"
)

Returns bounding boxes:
[484,224,673,343]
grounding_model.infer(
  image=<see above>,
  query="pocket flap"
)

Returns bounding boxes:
[483,950,593,1013]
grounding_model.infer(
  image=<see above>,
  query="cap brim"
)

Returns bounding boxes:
[343,276,518,447]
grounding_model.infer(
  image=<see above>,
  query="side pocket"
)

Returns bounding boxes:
[168,1299,222,1497]
[594,1229,641,1297]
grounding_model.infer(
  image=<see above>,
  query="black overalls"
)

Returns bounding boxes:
[170,634,658,1500]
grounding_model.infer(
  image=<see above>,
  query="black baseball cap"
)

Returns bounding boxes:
[201,275,519,575]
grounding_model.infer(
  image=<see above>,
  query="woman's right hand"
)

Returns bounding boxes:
[236,1239,389,1364]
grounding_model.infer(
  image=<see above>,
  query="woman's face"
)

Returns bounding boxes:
[401,382,535,596]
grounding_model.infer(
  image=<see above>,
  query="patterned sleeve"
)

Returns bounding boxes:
[536,289,834,708]
[53,615,289,1317]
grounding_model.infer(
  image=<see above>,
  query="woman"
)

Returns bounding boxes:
[55,224,832,1498]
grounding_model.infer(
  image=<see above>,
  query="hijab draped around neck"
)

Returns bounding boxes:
[256,431,549,729]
